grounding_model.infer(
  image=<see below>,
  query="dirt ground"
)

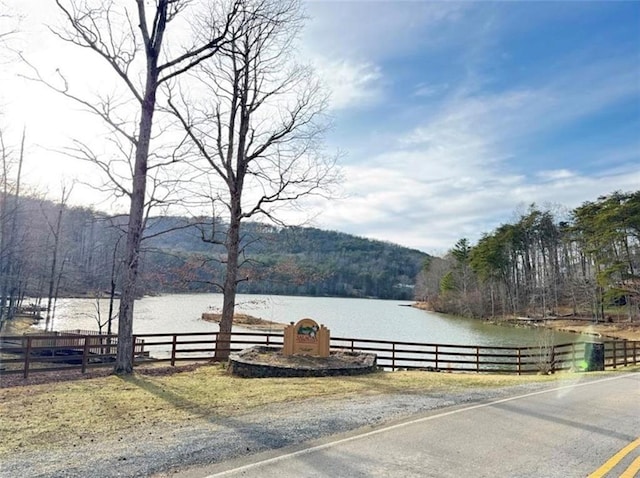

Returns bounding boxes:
[201,312,287,330]
[541,318,640,341]
[413,301,640,341]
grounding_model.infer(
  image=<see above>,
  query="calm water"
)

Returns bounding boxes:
[42,294,581,347]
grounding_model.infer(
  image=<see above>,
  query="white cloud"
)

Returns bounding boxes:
[536,169,575,181]
[314,58,383,111]
[312,161,639,254]
[307,56,640,253]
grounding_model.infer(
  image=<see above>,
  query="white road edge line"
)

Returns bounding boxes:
[207,373,637,477]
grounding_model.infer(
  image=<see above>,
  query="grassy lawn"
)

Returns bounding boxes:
[3,364,636,457]
[2,314,638,458]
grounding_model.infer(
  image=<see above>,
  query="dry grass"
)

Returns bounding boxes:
[2,363,623,458]
[2,315,638,459]
[0,315,41,335]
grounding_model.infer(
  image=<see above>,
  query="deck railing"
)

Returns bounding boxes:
[1,331,638,378]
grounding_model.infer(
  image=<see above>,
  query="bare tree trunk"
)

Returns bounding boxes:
[52,254,69,321]
[45,186,71,331]
[490,282,495,318]
[0,132,9,328]
[45,216,62,330]
[115,86,156,374]
[216,204,241,360]
[5,131,25,323]
[107,233,122,338]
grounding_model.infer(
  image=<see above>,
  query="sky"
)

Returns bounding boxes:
[1,1,639,255]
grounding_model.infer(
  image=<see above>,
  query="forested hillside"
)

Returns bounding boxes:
[0,194,428,328]
[415,191,639,322]
[143,222,427,300]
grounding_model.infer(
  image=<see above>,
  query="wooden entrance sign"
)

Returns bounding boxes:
[283,318,330,357]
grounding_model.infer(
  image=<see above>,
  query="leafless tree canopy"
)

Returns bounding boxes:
[47,0,243,373]
[169,0,337,359]
[172,0,335,223]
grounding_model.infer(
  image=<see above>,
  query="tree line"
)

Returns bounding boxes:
[0,192,125,332]
[0,193,427,332]
[144,223,427,300]
[415,191,640,322]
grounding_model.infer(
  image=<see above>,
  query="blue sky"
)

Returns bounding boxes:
[297,1,640,253]
[2,1,639,255]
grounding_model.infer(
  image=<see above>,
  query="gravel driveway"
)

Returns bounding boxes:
[0,380,566,478]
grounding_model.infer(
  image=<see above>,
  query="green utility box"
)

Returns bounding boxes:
[584,342,605,371]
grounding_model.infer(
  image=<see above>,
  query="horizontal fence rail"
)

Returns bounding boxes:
[328,338,595,374]
[1,331,639,378]
[0,332,146,378]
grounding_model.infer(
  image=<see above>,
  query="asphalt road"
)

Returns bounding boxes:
[196,374,639,478]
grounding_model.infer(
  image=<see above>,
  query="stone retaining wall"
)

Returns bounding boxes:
[228,346,378,378]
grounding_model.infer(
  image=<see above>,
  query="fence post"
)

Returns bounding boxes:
[108,334,115,356]
[350,339,354,353]
[517,348,521,376]
[391,343,396,371]
[82,336,90,373]
[131,335,137,368]
[171,335,177,367]
[24,336,32,379]
[435,345,439,371]
[612,341,617,369]
[550,345,556,374]
[476,346,480,373]
[623,341,627,367]
[266,334,270,347]
[571,343,576,370]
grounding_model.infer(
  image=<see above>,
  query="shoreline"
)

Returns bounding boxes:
[412,302,640,342]
[5,305,639,342]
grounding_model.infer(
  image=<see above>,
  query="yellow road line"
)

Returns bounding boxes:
[589,437,640,478]
[620,455,640,478]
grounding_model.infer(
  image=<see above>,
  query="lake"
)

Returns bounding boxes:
[43,293,581,347]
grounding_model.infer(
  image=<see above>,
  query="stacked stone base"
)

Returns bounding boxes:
[228,346,378,378]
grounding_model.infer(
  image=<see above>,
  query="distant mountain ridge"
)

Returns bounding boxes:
[142,219,430,300]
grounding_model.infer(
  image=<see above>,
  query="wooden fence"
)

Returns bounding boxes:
[0,332,146,377]
[1,331,638,378]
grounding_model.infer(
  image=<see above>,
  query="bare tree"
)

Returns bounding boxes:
[0,127,25,330]
[106,226,126,337]
[43,183,73,331]
[42,0,242,373]
[83,294,115,335]
[0,5,23,329]
[171,0,336,359]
